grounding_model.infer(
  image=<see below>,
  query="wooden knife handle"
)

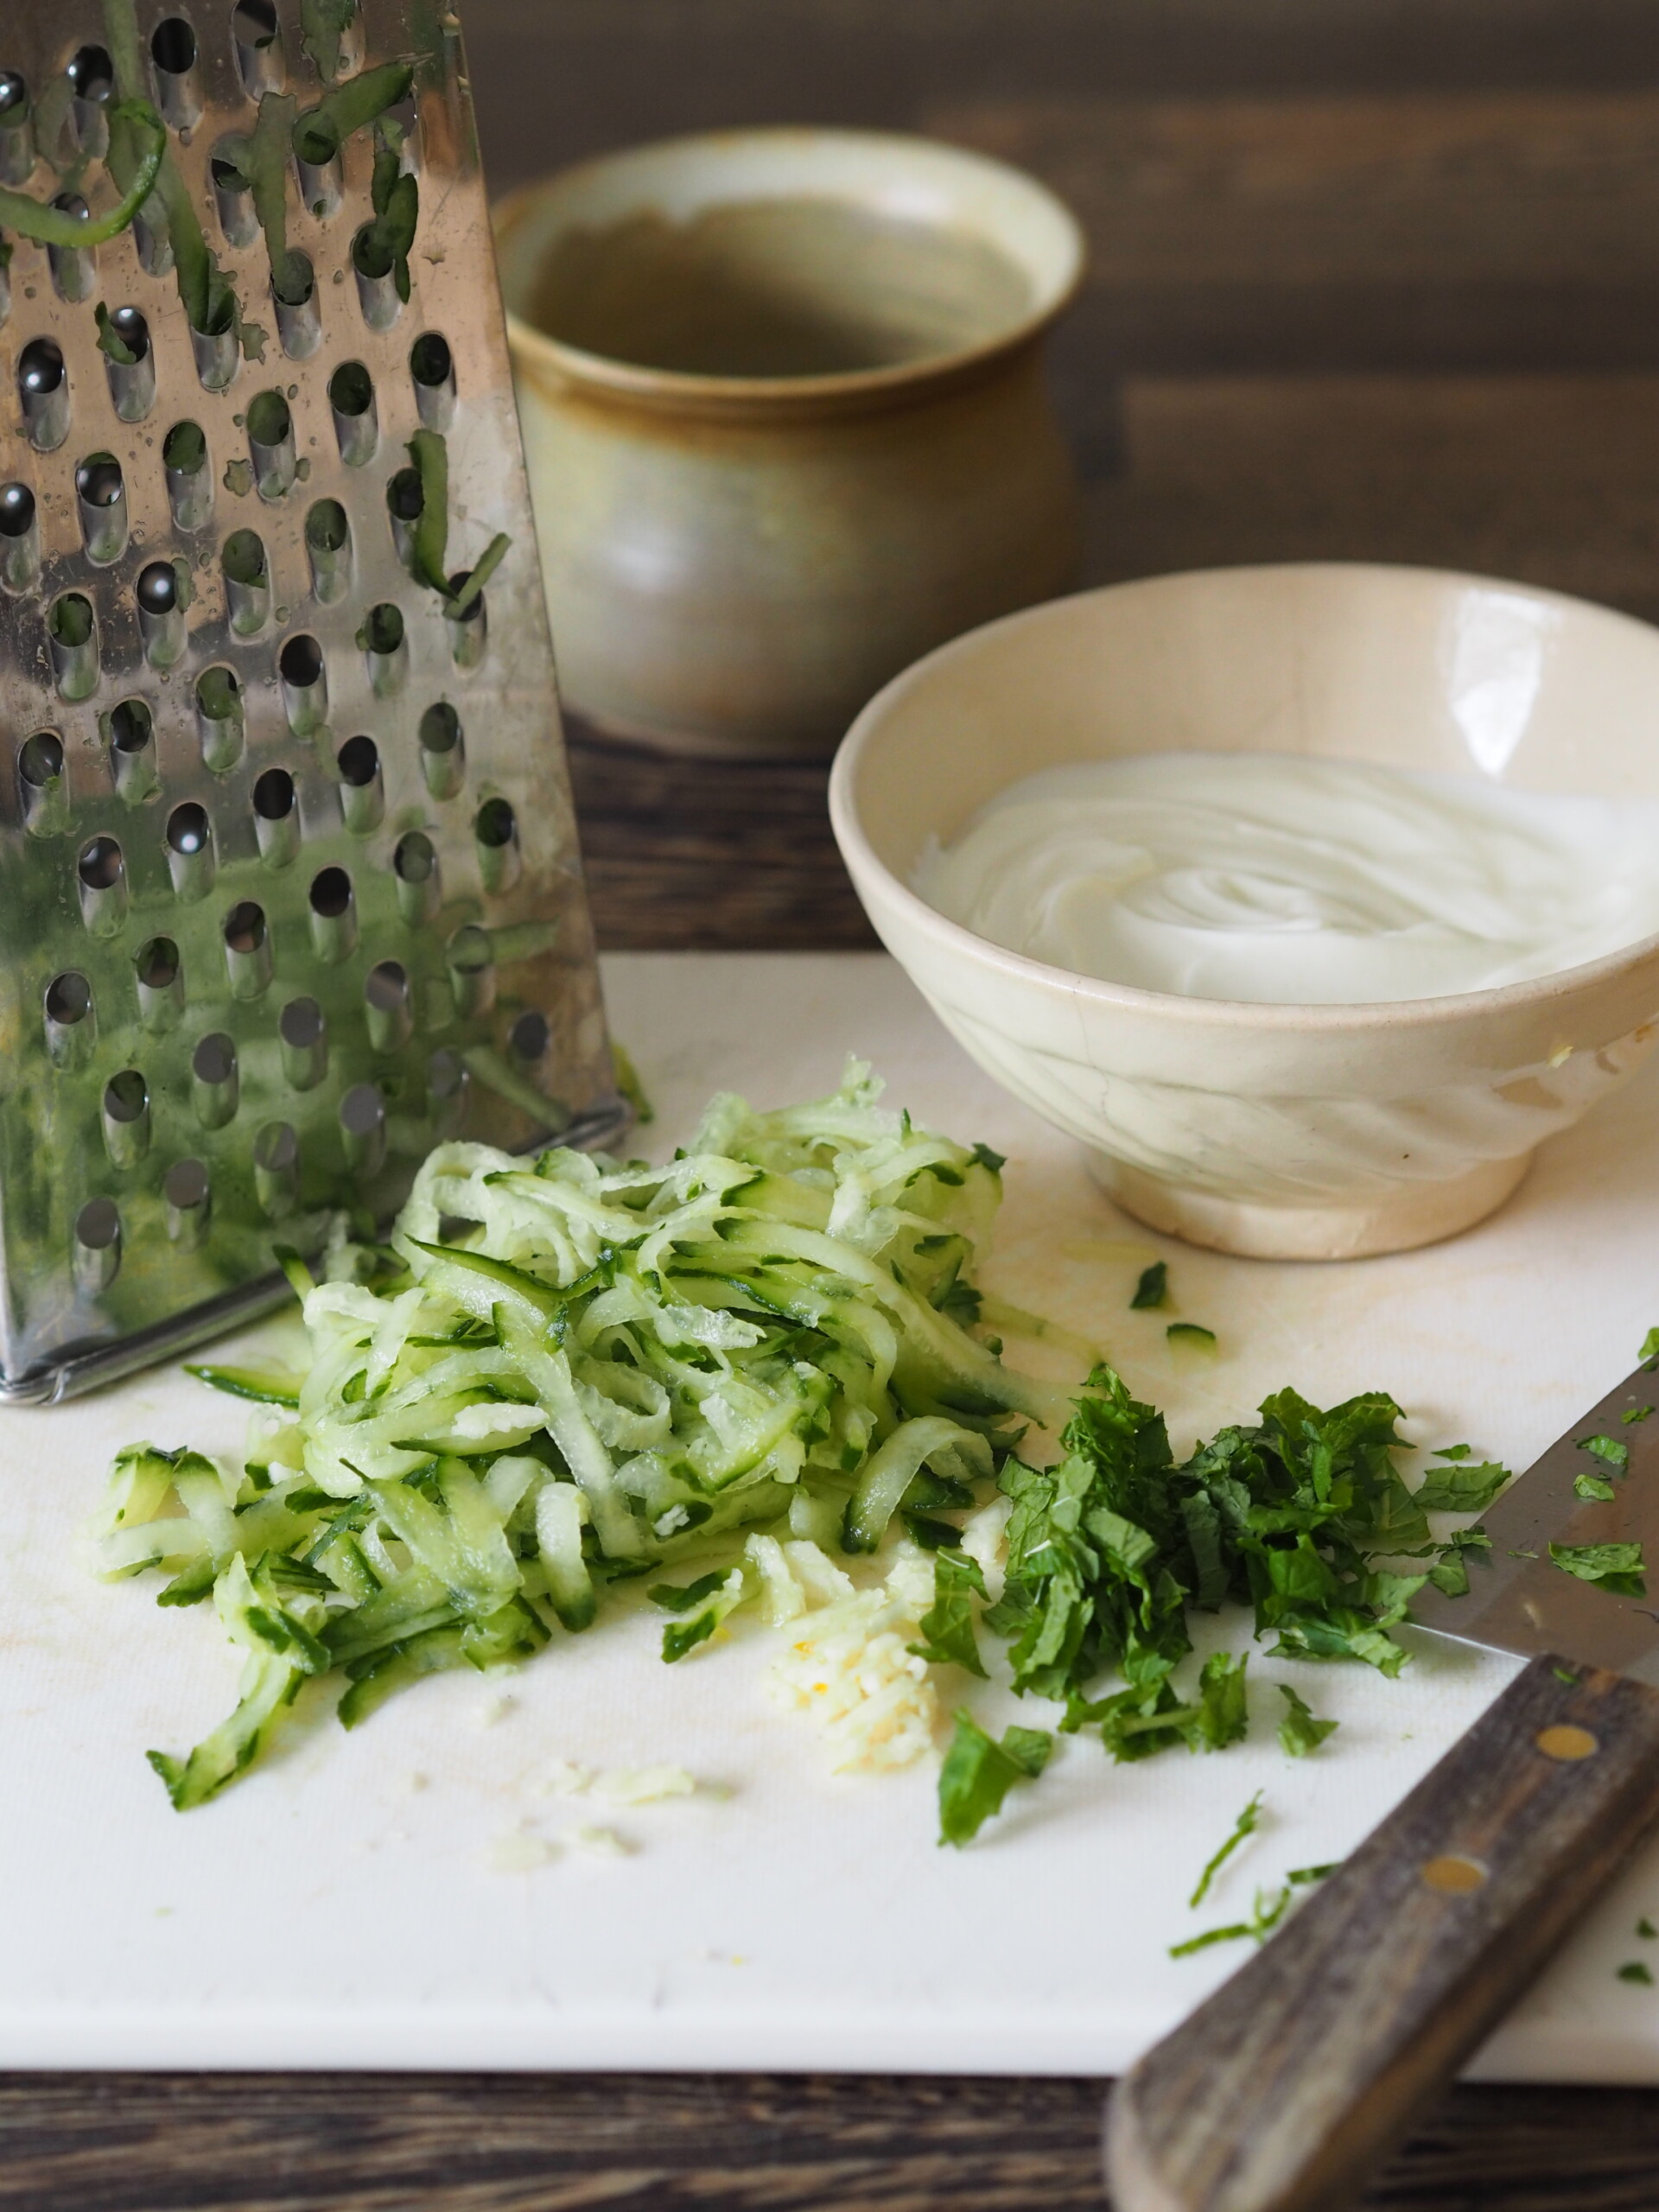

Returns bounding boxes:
[1105,1653,1659,2212]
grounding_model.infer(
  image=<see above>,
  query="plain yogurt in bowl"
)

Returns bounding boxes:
[916,752,1659,1007]
[829,563,1659,1260]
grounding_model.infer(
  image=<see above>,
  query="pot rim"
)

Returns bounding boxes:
[493,125,1087,416]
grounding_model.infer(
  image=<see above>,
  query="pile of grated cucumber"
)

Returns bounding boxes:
[92,1061,1059,1808]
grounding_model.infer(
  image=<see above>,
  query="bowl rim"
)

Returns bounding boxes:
[493,125,1087,414]
[828,558,1659,1034]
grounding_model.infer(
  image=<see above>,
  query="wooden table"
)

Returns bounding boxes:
[10,3,1659,2203]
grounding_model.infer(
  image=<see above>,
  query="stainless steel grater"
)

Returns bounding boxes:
[0,0,625,1403]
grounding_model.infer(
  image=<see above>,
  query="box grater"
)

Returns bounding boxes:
[0,0,626,1403]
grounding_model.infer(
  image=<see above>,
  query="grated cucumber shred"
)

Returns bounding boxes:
[97,1060,1053,1808]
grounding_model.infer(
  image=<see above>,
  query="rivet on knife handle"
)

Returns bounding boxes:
[1103,1653,1659,2212]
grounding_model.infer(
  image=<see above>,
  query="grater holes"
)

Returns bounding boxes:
[447,922,493,1015]
[279,994,327,1088]
[165,800,215,899]
[328,360,377,466]
[48,591,98,701]
[192,1031,238,1127]
[474,797,521,892]
[273,249,320,357]
[253,1119,299,1217]
[0,73,32,191]
[78,834,128,937]
[211,146,259,250]
[135,934,186,1027]
[150,18,201,129]
[19,337,69,450]
[19,728,68,836]
[359,601,406,696]
[386,465,422,563]
[352,216,406,332]
[418,702,464,798]
[445,569,489,669]
[336,734,383,832]
[162,419,212,530]
[392,828,440,922]
[292,99,344,219]
[73,1196,121,1292]
[48,193,96,303]
[66,48,113,160]
[196,664,245,772]
[279,631,327,733]
[0,480,39,594]
[304,496,350,601]
[223,527,270,635]
[365,959,412,1052]
[410,332,455,429]
[44,969,94,1067]
[510,1010,550,1065]
[246,388,296,499]
[252,766,299,866]
[224,899,273,998]
[103,1068,150,1167]
[429,1046,468,1135]
[308,865,357,961]
[231,0,285,96]
[99,304,156,421]
[339,1082,386,1175]
[163,1156,210,1248]
[137,560,187,669]
[75,453,126,563]
[67,46,113,113]
[107,698,158,804]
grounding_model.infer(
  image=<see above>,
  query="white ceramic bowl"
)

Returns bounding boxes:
[829,563,1659,1259]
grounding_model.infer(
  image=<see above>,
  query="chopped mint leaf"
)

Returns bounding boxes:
[1575,1473,1618,1503]
[1413,1460,1510,1512]
[1581,1434,1630,1471]
[1643,1327,1659,1371]
[1188,1789,1262,1908]
[1640,1917,1658,1939]
[909,1551,988,1675]
[1167,1322,1217,1348]
[1278,1683,1338,1757]
[1432,1443,1472,1460]
[1552,1666,1580,1686]
[1130,1262,1168,1310]
[1550,1541,1647,1597]
[1170,1860,1338,1958]
[938,1712,1052,1846]
[1618,1961,1655,1986]
[1624,1406,1654,1425]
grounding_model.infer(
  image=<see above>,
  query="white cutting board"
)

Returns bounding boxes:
[10,950,1659,2081]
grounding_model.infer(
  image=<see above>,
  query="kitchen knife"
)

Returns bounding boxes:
[1105,1356,1659,2212]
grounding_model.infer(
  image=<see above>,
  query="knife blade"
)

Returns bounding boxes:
[1106,1356,1659,2212]
[1409,1360,1659,1680]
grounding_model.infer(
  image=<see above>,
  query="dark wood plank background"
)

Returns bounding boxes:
[10,3,1659,2204]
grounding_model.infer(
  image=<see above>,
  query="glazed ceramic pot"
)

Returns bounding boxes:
[830,563,1659,1260]
[494,130,1084,757]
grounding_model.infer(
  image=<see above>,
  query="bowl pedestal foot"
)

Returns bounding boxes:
[1088,1149,1534,1262]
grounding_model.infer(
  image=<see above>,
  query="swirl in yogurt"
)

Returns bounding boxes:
[914,753,1659,1005]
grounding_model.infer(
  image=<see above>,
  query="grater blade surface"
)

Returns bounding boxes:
[0,0,624,1402]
